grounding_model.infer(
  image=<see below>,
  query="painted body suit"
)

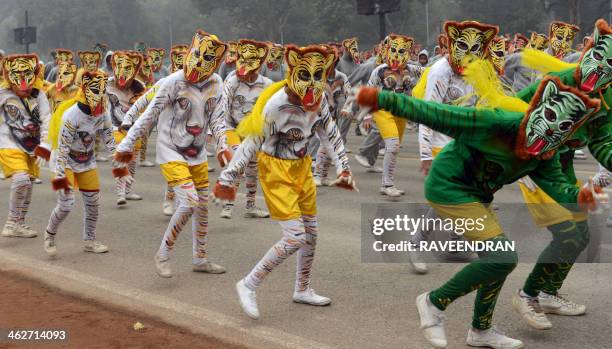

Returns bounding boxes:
[0,54,51,238]
[313,68,351,185]
[116,31,229,273]
[215,45,355,317]
[220,72,272,214]
[46,100,115,246]
[369,61,423,191]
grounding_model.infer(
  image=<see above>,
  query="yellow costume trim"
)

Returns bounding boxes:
[411,67,430,99]
[236,79,287,137]
[463,59,529,113]
[47,90,87,150]
[520,48,577,74]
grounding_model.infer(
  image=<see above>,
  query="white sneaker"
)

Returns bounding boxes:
[44,232,57,257]
[408,247,428,274]
[511,290,552,330]
[155,254,172,278]
[313,177,322,186]
[33,178,42,184]
[208,166,215,173]
[244,207,270,218]
[466,326,523,349]
[126,193,142,201]
[83,240,109,253]
[97,155,109,162]
[378,148,385,157]
[293,288,331,306]
[162,200,174,216]
[345,148,352,153]
[354,154,371,168]
[416,292,447,349]
[0,172,5,180]
[573,149,587,160]
[15,224,38,238]
[236,279,259,319]
[193,261,226,274]
[380,186,402,198]
[366,166,383,173]
[117,196,127,206]
[538,292,586,316]
[140,160,155,167]
[220,206,233,219]
[2,223,37,238]
[314,177,332,187]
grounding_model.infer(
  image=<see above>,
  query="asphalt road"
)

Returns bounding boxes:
[1,130,611,349]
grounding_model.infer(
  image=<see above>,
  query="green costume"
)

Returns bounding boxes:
[369,75,597,329]
[515,74,611,297]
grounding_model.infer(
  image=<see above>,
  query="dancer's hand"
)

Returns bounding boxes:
[420,160,432,176]
[34,144,51,168]
[332,170,359,192]
[211,181,236,205]
[362,115,373,131]
[217,149,232,168]
[578,179,608,213]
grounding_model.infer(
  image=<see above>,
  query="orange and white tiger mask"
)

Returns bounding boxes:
[385,34,414,71]
[170,44,189,73]
[78,51,101,73]
[285,45,335,111]
[236,39,268,79]
[147,48,166,72]
[2,54,40,97]
[487,37,507,75]
[184,30,227,83]
[549,21,580,59]
[80,71,108,116]
[342,37,360,64]
[55,61,77,92]
[55,49,74,64]
[111,51,143,89]
[445,20,498,75]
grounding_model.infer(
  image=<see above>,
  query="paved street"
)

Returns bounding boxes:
[1,130,611,349]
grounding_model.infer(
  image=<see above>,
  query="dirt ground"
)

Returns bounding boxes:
[0,272,244,349]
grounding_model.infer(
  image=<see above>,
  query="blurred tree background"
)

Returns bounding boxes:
[0,0,608,61]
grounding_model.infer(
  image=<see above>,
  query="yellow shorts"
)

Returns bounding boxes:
[258,152,317,220]
[160,161,209,189]
[113,130,142,151]
[373,110,406,142]
[519,182,586,226]
[63,168,100,191]
[225,129,242,147]
[429,202,503,241]
[0,149,40,178]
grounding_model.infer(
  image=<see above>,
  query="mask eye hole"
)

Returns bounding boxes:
[390,47,397,53]
[556,34,564,40]
[594,51,603,60]
[606,58,612,66]
[204,54,215,62]
[457,41,468,51]
[470,44,480,52]
[544,107,557,122]
[313,69,323,81]
[559,120,573,131]
[298,70,310,81]
[494,50,504,57]
[398,49,405,54]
